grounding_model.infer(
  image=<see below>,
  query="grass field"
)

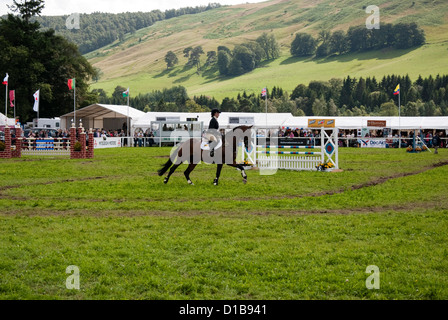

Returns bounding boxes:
[1,147,448,299]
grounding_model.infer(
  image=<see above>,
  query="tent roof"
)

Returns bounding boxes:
[57,107,448,130]
[60,104,145,121]
[133,112,293,129]
[0,112,15,126]
[283,116,448,130]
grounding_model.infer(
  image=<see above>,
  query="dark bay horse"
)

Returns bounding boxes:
[158,125,253,185]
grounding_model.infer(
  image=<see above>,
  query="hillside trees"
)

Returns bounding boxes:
[217,34,280,76]
[217,50,231,75]
[183,46,204,72]
[205,51,217,66]
[189,46,204,71]
[165,51,178,69]
[316,30,331,58]
[329,30,349,55]
[292,22,426,59]
[290,33,317,57]
[256,32,280,60]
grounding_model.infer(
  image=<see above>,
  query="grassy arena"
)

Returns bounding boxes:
[1,147,448,299]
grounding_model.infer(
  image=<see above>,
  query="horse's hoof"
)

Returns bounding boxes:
[213,179,219,186]
[188,180,194,186]
[243,178,247,184]
[164,178,169,184]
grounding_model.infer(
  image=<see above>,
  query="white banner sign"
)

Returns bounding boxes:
[94,137,122,149]
[358,138,386,148]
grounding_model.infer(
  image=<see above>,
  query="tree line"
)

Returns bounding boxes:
[1,0,96,123]
[32,3,222,54]
[95,74,448,117]
[291,22,425,58]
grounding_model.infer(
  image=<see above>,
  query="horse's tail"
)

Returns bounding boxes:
[157,144,180,176]
[157,158,173,176]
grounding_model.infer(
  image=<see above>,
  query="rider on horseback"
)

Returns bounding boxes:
[206,108,221,157]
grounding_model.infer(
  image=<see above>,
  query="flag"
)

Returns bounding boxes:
[68,78,75,90]
[123,88,129,97]
[261,87,267,97]
[33,90,40,112]
[393,84,400,96]
[2,73,8,85]
[9,90,15,108]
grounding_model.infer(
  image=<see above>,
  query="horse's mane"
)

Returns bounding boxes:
[231,125,253,132]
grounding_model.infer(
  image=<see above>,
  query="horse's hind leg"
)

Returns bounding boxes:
[184,163,197,185]
[164,163,181,184]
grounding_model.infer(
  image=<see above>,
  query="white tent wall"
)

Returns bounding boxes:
[0,112,15,127]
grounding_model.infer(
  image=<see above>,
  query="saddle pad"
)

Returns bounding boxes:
[201,139,222,151]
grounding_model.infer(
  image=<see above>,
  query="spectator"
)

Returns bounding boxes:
[137,131,143,147]
[134,131,138,147]
[432,132,441,154]
[147,131,155,147]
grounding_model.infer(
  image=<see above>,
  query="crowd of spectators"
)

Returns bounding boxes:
[24,129,71,139]
[276,128,317,138]
[4,126,446,150]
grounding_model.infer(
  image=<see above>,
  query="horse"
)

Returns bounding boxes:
[157,125,253,185]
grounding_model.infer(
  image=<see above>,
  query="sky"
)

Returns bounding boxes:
[1,0,266,16]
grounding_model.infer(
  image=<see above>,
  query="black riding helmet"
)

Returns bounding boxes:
[211,109,221,117]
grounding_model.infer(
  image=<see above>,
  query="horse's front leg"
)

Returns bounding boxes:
[227,163,247,184]
[214,164,223,186]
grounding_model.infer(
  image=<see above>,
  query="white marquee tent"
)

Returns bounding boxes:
[0,112,15,127]
[59,104,145,131]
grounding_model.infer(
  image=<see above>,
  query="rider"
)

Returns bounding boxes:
[206,108,221,157]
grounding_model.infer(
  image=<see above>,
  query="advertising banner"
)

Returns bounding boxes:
[358,138,387,148]
[94,137,122,149]
[308,119,335,128]
[36,139,54,150]
[367,120,387,127]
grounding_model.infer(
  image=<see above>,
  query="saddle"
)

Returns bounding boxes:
[200,138,222,151]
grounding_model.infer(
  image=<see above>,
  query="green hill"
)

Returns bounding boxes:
[35,4,222,54]
[88,0,448,100]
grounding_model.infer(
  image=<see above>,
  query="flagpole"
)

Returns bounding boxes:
[127,91,130,142]
[74,79,76,126]
[13,91,15,121]
[398,86,401,149]
[5,82,8,117]
[265,86,268,136]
